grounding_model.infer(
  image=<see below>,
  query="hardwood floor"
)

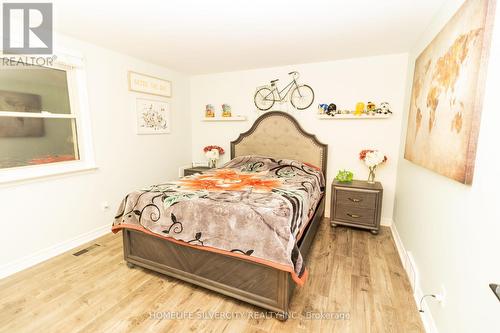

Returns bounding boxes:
[0,219,424,333]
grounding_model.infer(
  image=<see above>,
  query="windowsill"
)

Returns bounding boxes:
[0,160,98,186]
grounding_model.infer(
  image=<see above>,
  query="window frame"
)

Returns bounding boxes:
[0,52,96,184]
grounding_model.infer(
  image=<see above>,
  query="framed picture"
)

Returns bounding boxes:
[128,71,172,97]
[404,0,496,185]
[0,91,44,137]
[136,99,171,135]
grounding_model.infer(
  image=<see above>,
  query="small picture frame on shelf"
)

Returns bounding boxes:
[221,104,232,117]
[205,104,215,118]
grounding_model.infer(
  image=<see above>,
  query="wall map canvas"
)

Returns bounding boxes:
[404,0,496,184]
[136,99,170,134]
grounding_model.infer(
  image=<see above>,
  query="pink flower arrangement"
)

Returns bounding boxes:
[203,145,225,155]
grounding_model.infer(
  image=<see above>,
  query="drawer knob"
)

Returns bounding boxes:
[348,197,362,203]
[347,213,362,218]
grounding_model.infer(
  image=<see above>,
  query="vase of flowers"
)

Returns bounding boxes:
[359,149,387,184]
[203,145,225,168]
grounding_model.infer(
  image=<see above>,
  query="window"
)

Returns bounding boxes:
[0,55,95,183]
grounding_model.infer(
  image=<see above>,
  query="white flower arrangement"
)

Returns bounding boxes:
[205,149,219,160]
[203,145,224,168]
[363,150,386,167]
[359,149,388,183]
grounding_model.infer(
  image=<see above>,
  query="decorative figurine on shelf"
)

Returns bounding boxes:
[379,102,392,114]
[203,145,225,168]
[221,104,232,117]
[327,103,337,116]
[318,104,328,114]
[359,149,388,184]
[335,169,354,183]
[205,104,215,118]
[367,101,376,115]
[355,102,365,116]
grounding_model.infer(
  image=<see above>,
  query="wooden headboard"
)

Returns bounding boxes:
[230,111,328,175]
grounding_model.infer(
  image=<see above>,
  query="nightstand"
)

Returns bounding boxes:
[330,180,383,235]
[183,166,211,177]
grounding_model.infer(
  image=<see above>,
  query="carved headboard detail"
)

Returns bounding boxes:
[230,111,328,176]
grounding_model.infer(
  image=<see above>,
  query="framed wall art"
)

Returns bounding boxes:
[128,71,172,97]
[404,0,496,185]
[136,98,171,135]
[0,91,44,137]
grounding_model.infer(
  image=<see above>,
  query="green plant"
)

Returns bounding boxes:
[335,169,354,183]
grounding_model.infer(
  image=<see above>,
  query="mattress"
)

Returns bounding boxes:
[112,155,325,285]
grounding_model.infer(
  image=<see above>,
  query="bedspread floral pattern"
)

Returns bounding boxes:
[113,155,325,284]
[180,169,282,192]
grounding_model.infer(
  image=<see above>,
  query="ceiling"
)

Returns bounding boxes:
[52,0,446,74]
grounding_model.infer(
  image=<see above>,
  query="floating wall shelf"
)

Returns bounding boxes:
[317,114,391,120]
[202,116,247,122]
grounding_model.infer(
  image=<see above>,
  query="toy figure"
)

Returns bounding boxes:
[355,102,365,116]
[327,103,337,115]
[367,101,376,114]
[379,102,392,114]
[318,104,328,114]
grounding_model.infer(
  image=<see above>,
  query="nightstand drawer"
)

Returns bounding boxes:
[335,189,377,209]
[334,205,376,226]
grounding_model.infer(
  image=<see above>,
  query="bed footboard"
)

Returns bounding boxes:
[122,196,324,319]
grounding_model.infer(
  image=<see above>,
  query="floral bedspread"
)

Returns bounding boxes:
[112,155,325,285]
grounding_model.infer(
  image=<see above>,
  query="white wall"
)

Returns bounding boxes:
[190,54,409,220]
[394,0,500,332]
[0,34,192,275]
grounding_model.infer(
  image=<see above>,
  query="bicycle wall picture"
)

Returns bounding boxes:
[254,71,314,111]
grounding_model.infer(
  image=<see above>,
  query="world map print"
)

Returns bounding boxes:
[404,0,494,184]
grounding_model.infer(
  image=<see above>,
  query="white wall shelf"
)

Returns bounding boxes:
[317,114,391,120]
[202,116,247,122]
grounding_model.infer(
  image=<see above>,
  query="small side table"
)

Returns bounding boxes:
[330,180,383,235]
[183,166,211,177]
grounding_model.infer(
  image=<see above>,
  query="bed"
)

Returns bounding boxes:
[112,111,328,320]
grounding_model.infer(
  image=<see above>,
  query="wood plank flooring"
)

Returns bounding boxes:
[0,219,424,333]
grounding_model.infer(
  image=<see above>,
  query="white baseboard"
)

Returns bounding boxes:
[389,222,439,333]
[0,224,110,279]
[381,217,393,226]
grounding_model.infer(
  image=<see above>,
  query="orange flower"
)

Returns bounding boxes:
[180,169,280,192]
[241,178,280,192]
[180,179,220,191]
